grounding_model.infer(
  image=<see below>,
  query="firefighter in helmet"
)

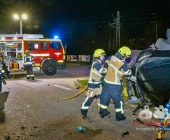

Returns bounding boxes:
[24,50,35,80]
[0,51,9,76]
[0,59,6,92]
[99,46,132,121]
[0,59,9,111]
[81,49,107,120]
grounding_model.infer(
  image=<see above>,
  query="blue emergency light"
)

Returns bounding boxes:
[54,36,58,39]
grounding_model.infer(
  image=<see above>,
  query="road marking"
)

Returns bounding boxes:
[54,85,72,90]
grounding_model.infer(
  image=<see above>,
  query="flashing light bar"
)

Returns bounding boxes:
[54,36,58,39]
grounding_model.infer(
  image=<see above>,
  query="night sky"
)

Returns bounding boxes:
[0,0,170,54]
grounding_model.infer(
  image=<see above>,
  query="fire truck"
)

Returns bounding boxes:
[0,34,66,75]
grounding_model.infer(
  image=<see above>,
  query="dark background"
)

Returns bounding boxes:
[0,0,170,55]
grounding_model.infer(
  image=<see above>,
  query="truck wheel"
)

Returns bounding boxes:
[43,63,57,75]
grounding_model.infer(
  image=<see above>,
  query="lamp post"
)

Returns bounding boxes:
[13,14,27,35]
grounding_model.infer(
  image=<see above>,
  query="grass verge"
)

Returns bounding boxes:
[74,79,88,89]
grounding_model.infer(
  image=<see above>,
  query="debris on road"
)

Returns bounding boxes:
[77,126,86,131]
[122,131,129,137]
[21,127,25,130]
[133,113,137,115]
[4,136,10,140]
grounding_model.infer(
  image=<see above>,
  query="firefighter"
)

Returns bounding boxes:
[81,49,107,120]
[24,50,35,80]
[0,59,6,92]
[0,51,9,76]
[99,46,132,121]
[0,59,9,111]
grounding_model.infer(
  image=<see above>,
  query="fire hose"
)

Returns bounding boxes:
[11,70,88,100]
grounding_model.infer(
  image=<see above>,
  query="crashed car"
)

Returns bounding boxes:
[128,36,170,107]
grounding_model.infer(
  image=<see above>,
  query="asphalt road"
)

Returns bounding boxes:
[0,64,169,140]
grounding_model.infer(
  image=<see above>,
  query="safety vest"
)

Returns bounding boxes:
[88,59,107,88]
[0,56,8,62]
[104,55,131,85]
[24,55,34,66]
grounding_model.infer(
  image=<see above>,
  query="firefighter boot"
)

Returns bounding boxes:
[31,77,34,80]
[81,109,90,120]
[27,76,30,80]
[100,110,110,118]
[116,116,126,121]
[81,115,90,120]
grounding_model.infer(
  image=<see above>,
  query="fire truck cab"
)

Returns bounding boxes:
[0,34,66,75]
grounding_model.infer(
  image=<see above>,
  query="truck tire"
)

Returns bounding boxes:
[43,63,57,75]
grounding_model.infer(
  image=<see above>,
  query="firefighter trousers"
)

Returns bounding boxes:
[100,81,125,119]
[25,65,34,79]
[81,84,102,117]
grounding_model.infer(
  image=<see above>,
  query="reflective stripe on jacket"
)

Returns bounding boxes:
[24,55,34,66]
[104,55,131,85]
[0,64,5,75]
[88,59,107,88]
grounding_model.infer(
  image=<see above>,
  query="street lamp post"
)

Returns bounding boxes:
[13,14,27,35]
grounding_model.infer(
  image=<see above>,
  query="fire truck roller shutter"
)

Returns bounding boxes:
[41,58,57,76]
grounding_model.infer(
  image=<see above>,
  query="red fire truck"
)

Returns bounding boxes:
[0,34,66,75]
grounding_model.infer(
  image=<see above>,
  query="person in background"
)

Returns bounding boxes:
[24,50,35,80]
[0,51,9,76]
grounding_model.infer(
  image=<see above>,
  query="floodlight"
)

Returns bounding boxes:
[14,14,19,20]
[22,14,27,20]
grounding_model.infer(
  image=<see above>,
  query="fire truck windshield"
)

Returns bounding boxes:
[50,41,62,50]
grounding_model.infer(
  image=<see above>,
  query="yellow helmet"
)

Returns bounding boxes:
[25,50,29,54]
[94,49,106,57]
[118,46,131,58]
